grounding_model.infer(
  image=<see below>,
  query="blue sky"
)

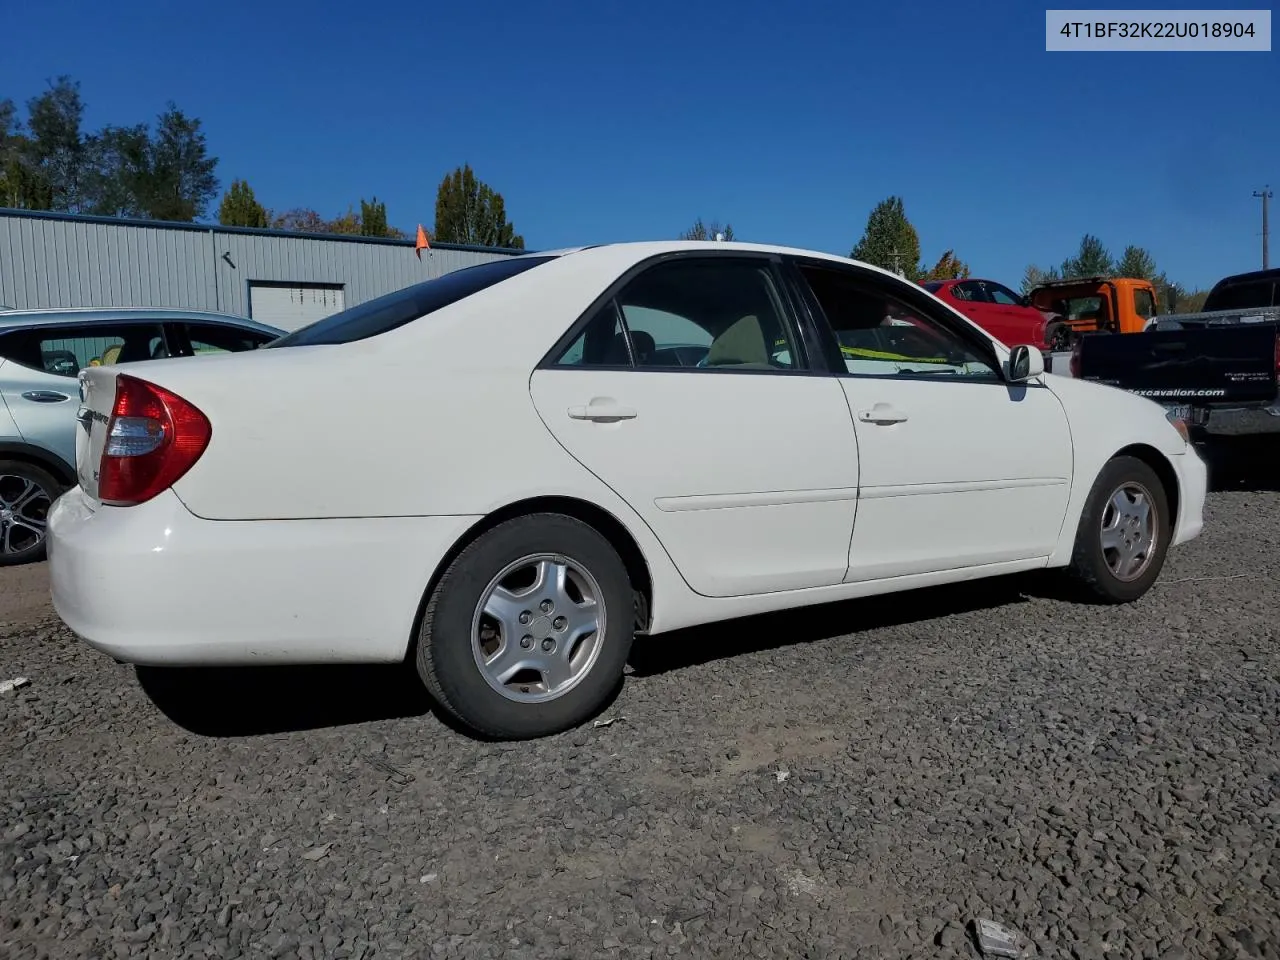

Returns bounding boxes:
[3,0,1276,290]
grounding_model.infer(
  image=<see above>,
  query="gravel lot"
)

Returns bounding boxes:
[3,430,1279,960]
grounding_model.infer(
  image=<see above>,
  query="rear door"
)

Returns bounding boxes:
[0,321,168,471]
[529,253,861,599]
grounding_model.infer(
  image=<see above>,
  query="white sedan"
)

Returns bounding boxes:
[47,241,1207,739]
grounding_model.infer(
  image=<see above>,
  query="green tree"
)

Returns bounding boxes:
[360,196,388,237]
[1020,263,1061,295]
[1115,244,1157,280]
[922,249,970,281]
[433,164,524,248]
[680,217,734,240]
[217,179,269,227]
[138,104,219,220]
[1059,233,1113,278]
[0,98,50,209]
[23,76,89,212]
[850,196,922,280]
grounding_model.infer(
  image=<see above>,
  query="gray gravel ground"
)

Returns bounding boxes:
[2,431,1279,960]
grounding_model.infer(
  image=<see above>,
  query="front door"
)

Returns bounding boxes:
[530,254,861,599]
[790,260,1074,581]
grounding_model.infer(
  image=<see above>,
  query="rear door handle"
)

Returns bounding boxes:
[21,390,70,403]
[858,403,908,425]
[567,399,638,422]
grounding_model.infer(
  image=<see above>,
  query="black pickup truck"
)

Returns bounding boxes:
[1069,267,1280,428]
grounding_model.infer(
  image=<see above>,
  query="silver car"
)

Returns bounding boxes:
[0,307,284,565]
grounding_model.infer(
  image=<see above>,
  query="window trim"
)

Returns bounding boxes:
[781,256,1015,386]
[537,250,821,376]
[0,320,172,378]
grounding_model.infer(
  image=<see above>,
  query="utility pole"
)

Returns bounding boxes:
[1255,185,1272,269]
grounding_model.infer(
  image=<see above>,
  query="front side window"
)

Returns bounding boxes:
[1132,288,1157,322]
[949,281,985,302]
[553,257,806,371]
[0,323,168,377]
[268,255,556,348]
[798,264,1001,382]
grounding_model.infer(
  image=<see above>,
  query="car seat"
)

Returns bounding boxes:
[705,315,771,368]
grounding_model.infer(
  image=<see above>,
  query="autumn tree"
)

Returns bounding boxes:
[217,179,268,227]
[680,217,735,240]
[851,196,922,280]
[433,164,524,248]
[270,208,328,232]
[921,248,970,281]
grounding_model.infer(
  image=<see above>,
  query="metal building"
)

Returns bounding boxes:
[0,208,524,330]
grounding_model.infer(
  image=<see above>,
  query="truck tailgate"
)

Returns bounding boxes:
[1075,324,1278,406]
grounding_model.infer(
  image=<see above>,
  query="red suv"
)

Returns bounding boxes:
[923,278,1069,352]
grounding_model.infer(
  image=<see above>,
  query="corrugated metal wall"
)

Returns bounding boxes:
[0,210,520,316]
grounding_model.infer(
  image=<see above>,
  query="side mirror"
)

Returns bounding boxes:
[1007,344,1045,382]
[1166,287,1179,313]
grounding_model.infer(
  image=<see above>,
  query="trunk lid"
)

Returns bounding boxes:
[74,365,123,502]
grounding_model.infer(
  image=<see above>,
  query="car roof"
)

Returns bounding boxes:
[0,306,284,336]
[542,239,911,281]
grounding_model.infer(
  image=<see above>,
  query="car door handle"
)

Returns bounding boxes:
[21,390,70,403]
[858,403,908,425]
[567,399,638,422]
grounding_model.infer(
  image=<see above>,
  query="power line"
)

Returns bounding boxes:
[1254,185,1272,269]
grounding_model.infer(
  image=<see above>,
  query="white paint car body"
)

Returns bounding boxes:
[47,240,1208,739]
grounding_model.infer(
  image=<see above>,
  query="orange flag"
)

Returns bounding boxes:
[415,224,430,259]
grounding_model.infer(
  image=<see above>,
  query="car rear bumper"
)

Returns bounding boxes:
[47,486,480,666]
[1171,444,1207,546]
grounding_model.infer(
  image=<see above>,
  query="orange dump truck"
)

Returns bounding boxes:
[1027,276,1162,340]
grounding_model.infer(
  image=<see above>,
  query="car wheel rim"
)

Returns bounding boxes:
[0,474,51,557]
[1100,481,1157,582]
[470,553,607,703]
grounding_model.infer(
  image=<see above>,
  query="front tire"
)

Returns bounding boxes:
[1063,455,1171,603]
[414,513,634,739]
[0,461,62,566]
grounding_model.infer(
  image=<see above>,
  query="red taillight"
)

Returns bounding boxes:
[98,374,211,506]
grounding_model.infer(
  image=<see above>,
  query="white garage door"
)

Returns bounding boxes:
[249,283,345,331]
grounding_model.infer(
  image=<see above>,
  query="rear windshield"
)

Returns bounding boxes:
[1203,278,1276,312]
[267,255,555,347]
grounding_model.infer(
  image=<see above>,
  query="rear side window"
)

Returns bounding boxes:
[267,255,556,348]
[181,322,276,354]
[0,323,168,377]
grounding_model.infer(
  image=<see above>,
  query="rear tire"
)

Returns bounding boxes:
[0,461,62,566]
[414,513,634,739]
[1063,455,1171,603]
[1044,320,1072,353]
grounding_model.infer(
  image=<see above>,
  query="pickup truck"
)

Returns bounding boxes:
[1069,267,1280,429]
